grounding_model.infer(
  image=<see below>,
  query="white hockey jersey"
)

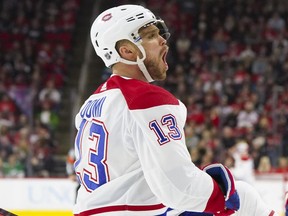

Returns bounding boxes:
[73,75,225,216]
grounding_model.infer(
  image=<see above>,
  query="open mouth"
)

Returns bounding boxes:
[162,48,169,69]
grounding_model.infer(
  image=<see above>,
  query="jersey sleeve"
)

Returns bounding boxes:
[129,100,225,213]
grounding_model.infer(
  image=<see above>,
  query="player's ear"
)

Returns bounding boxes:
[116,40,139,61]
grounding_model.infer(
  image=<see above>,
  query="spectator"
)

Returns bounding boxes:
[2,153,25,178]
[257,155,272,173]
[29,123,56,177]
[221,126,237,150]
[237,101,259,129]
[267,12,286,33]
[0,125,13,161]
[37,99,59,131]
[38,79,61,111]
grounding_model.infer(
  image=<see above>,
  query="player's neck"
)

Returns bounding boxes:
[112,63,148,82]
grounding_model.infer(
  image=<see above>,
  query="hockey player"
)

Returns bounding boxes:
[73,4,278,216]
[230,141,255,186]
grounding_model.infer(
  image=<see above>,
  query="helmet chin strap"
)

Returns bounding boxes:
[136,56,154,83]
[119,45,154,83]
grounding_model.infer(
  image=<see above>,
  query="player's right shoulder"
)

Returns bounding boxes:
[95,75,179,110]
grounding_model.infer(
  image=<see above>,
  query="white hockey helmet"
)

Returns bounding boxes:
[90,4,170,82]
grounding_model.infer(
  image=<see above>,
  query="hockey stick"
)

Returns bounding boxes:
[0,208,17,216]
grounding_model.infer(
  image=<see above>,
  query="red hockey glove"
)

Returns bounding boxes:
[203,163,240,215]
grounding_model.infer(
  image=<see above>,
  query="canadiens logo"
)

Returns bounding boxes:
[102,13,112,21]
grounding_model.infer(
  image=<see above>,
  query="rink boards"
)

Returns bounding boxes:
[0,174,285,216]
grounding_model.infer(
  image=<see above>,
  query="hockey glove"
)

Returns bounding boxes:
[203,163,240,214]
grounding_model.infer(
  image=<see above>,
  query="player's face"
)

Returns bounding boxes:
[140,25,169,81]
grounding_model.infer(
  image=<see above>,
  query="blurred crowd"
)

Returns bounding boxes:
[114,0,288,176]
[0,0,80,177]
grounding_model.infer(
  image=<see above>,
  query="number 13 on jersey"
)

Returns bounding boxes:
[149,114,182,145]
[74,118,110,192]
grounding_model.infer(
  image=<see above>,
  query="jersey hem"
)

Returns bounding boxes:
[74,203,166,215]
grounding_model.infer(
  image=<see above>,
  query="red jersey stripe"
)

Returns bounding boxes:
[74,203,166,215]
